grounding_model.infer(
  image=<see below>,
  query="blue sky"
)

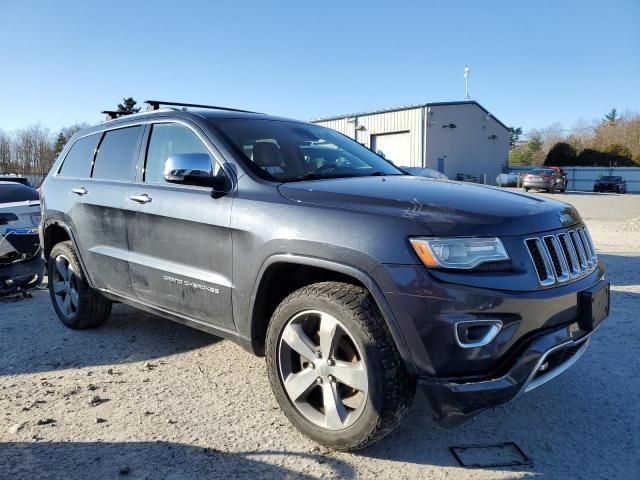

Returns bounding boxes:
[0,0,638,135]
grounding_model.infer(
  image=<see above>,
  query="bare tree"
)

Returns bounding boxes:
[0,129,12,171]
[61,123,89,142]
[10,124,54,174]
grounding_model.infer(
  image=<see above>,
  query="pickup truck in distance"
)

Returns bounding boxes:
[39,101,610,450]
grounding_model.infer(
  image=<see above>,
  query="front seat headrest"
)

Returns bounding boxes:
[253,142,282,167]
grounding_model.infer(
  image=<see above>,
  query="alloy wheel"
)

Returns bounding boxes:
[51,254,79,318]
[278,310,368,430]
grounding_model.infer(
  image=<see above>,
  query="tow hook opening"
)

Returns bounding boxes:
[454,320,503,348]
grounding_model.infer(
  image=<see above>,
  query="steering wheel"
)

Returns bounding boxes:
[317,163,338,174]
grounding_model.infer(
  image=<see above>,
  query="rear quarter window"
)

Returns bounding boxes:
[0,182,39,203]
[92,126,142,181]
[58,134,101,178]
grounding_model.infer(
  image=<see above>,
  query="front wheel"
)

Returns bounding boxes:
[265,282,415,450]
[48,241,112,329]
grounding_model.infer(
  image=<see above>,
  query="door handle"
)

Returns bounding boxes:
[71,187,88,196]
[129,194,152,204]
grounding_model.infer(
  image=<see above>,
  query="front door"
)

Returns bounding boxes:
[127,121,234,329]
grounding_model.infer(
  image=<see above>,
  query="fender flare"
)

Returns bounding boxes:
[248,254,417,376]
[42,219,95,287]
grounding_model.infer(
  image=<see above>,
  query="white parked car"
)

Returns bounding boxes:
[0,181,44,294]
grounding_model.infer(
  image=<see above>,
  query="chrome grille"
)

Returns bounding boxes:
[525,226,597,286]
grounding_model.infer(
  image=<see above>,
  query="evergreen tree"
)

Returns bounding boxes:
[509,127,523,148]
[602,108,619,126]
[544,142,577,165]
[53,133,67,156]
[117,97,140,114]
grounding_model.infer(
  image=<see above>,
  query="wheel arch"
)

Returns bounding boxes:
[247,254,417,375]
[42,220,93,286]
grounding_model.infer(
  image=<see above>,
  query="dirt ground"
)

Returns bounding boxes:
[1,192,639,479]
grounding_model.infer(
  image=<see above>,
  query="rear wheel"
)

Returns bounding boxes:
[48,241,112,329]
[265,282,415,450]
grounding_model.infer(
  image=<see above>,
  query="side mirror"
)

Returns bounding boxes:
[0,212,19,226]
[164,153,228,190]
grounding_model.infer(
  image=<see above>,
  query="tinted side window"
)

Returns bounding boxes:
[92,126,142,181]
[144,123,210,183]
[59,134,101,178]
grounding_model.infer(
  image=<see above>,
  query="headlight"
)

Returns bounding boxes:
[409,237,509,269]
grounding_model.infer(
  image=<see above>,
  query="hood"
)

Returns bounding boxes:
[278,176,581,236]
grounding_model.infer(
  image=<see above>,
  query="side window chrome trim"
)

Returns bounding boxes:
[54,122,148,178]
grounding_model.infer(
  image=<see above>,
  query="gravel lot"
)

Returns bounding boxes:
[1,192,639,479]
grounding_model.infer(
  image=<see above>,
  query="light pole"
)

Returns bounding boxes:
[464,65,470,100]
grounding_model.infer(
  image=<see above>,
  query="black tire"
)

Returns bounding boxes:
[48,241,112,329]
[524,187,529,192]
[265,281,415,451]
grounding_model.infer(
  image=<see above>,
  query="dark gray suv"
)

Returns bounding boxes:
[40,101,610,450]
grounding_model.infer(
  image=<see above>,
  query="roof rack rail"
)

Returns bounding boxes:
[101,110,131,121]
[145,100,261,114]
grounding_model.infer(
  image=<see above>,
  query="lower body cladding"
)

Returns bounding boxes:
[372,262,609,426]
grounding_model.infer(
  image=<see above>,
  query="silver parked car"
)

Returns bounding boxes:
[523,167,566,193]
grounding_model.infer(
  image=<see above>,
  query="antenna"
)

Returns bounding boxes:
[463,65,470,100]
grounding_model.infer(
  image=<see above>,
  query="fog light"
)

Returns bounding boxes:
[454,320,503,348]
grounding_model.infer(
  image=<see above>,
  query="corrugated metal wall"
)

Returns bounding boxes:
[508,166,640,193]
[313,108,424,166]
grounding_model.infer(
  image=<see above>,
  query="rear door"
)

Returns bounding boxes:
[127,121,234,329]
[66,125,143,297]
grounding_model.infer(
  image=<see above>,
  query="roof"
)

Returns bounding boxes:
[79,109,303,139]
[311,100,511,131]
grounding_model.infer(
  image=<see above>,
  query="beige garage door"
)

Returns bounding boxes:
[371,132,411,166]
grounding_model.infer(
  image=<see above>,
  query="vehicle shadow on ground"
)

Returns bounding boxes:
[359,263,637,478]
[0,442,355,480]
[0,292,220,376]
[598,253,640,287]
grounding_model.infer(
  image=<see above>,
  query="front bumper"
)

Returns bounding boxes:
[523,179,552,189]
[419,321,595,426]
[372,259,608,425]
[595,184,623,191]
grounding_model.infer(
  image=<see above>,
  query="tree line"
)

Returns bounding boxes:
[2,101,639,176]
[509,108,640,167]
[0,98,140,178]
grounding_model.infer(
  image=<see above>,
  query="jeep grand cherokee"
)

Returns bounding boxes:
[39,100,610,450]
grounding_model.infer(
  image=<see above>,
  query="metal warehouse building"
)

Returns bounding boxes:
[312,100,510,184]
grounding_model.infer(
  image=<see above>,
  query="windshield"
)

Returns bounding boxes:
[601,176,622,181]
[210,119,403,182]
[529,168,554,175]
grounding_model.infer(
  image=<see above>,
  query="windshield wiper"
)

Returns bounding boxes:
[290,173,324,181]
